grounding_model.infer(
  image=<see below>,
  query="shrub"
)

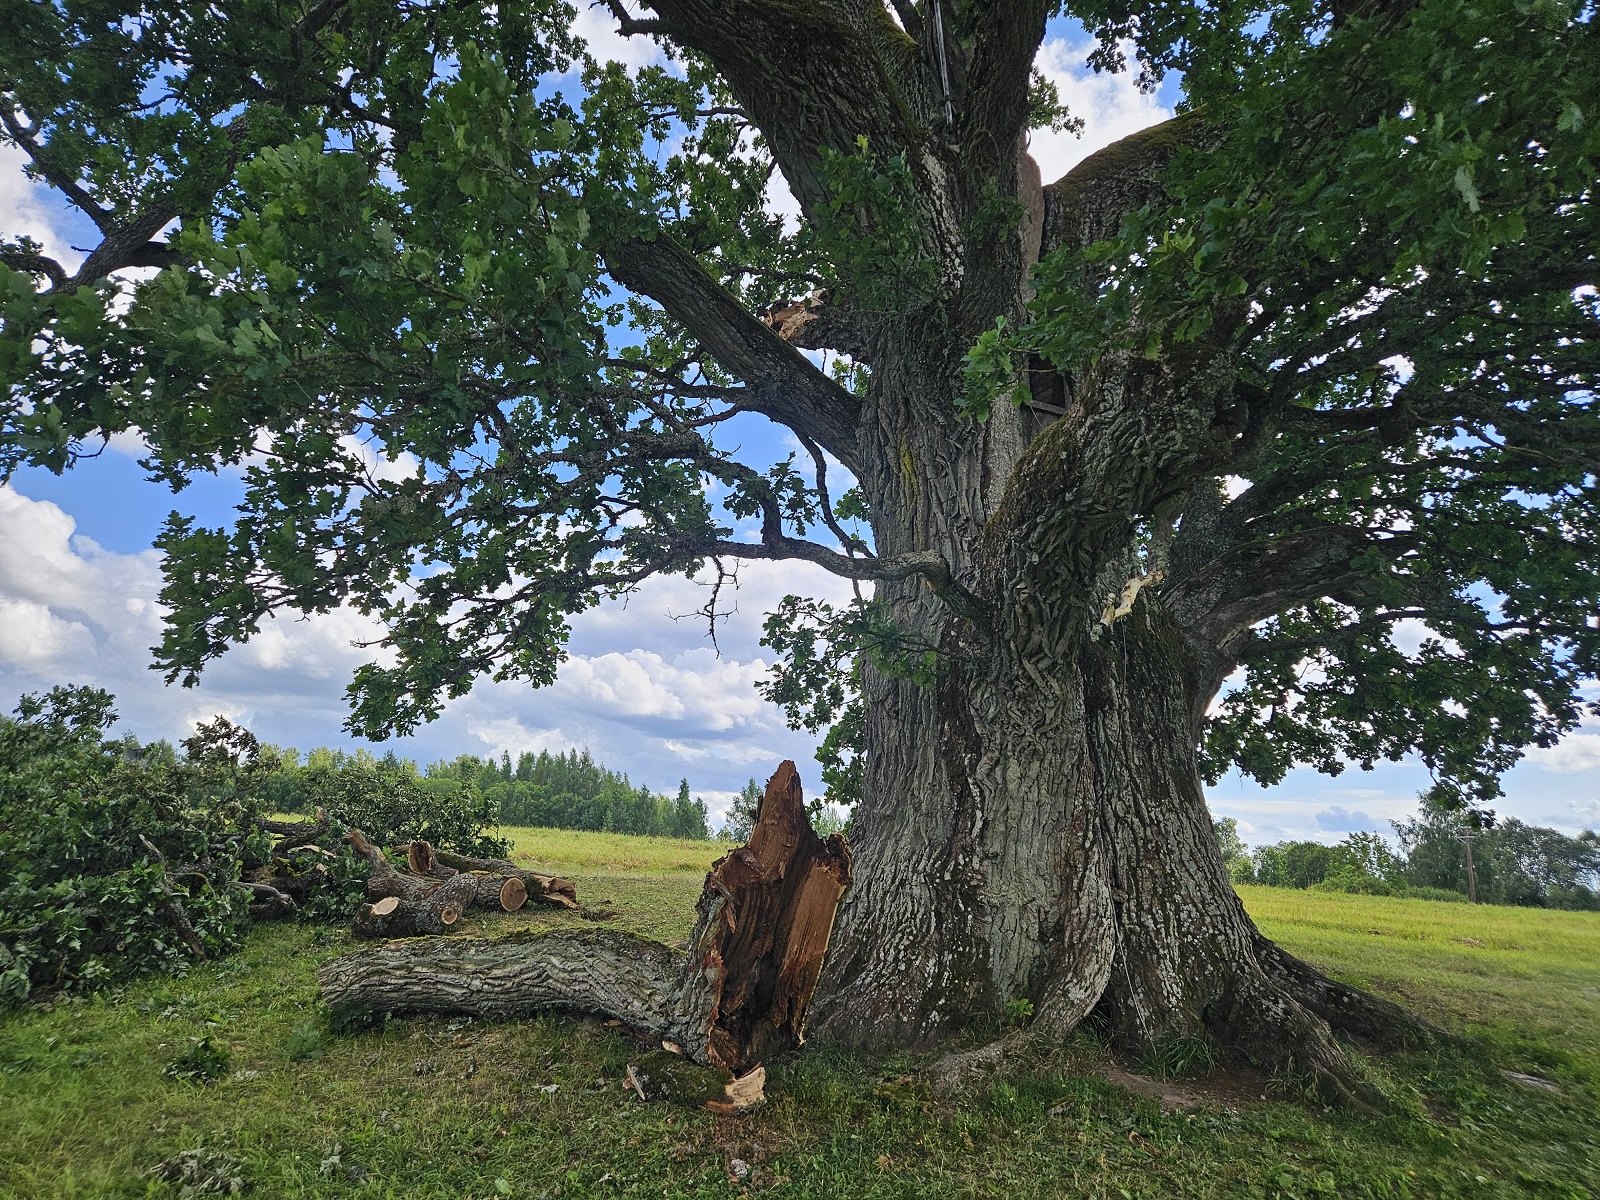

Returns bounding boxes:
[0,689,269,1005]
[164,1036,231,1083]
[0,686,510,1008]
[1312,870,1400,896]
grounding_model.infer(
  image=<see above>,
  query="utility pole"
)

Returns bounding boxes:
[1459,828,1479,904]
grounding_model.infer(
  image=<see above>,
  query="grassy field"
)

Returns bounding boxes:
[1,830,1596,1199]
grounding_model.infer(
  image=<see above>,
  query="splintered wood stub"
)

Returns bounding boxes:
[685,760,853,1075]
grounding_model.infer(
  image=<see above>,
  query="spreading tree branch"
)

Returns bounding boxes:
[607,234,861,469]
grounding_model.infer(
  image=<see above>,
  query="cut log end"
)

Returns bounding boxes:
[351,872,478,940]
[500,877,528,912]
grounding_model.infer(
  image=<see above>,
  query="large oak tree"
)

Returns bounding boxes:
[3,0,1597,1104]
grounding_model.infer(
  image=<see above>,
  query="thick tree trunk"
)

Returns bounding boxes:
[793,334,1435,1109]
[808,573,1429,1107]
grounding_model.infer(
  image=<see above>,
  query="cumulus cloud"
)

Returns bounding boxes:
[0,142,81,268]
[1526,732,1600,775]
[1315,806,1379,832]
[0,480,846,800]
[1028,37,1173,184]
[568,1,669,73]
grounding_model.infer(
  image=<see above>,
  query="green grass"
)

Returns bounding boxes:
[501,826,727,876]
[1240,885,1600,1076]
[1,831,1596,1199]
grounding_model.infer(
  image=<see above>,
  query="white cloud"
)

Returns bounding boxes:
[569,2,669,73]
[1029,37,1173,185]
[0,142,81,268]
[465,715,576,760]
[0,596,94,666]
[0,479,847,799]
[1315,805,1379,833]
[337,434,421,485]
[1527,732,1600,774]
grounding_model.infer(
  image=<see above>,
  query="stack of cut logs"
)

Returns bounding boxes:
[347,830,580,939]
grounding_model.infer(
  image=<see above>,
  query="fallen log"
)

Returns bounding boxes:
[408,840,579,910]
[320,762,851,1111]
[347,829,434,903]
[350,872,478,939]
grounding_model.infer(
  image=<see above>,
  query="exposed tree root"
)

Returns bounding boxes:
[1253,935,1449,1051]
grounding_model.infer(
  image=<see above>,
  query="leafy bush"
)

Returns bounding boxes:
[164,1036,231,1083]
[1396,810,1600,909]
[303,764,507,857]
[0,688,268,1005]
[283,1021,326,1062]
[1248,840,1338,889]
[1312,870,1399,896]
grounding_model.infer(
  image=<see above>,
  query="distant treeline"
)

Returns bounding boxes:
[1215,808,1600,910]
[264,746,712,841]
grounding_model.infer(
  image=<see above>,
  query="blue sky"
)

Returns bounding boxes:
[3,11,1597,837]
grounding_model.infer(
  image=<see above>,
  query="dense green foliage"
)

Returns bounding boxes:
[974,0,1600,815]
[1223,813,1600,909]
[0,0,1594,835]
[0,687,510,1007]
[0,688,264,1006]
[258,747,509,856]
[1395,810,1600,910]
[267,744,712,840]
[423,749,711,840]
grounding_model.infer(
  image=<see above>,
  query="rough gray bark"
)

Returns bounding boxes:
[407,840,578,910]
[350,873,478,939]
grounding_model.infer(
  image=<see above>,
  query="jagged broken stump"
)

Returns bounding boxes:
[319,762,852,1111]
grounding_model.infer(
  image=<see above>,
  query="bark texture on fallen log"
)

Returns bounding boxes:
[319,762,851,1099]
[410,840,580,909]
[350,872,478,939]
[348,829,435,903]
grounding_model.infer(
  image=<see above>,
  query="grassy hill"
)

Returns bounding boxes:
[1,828,1595,1199]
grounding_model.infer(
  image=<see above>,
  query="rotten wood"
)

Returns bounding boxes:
[671,760,853,1075]
[319,762,851,1108]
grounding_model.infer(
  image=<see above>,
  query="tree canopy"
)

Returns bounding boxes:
[2,0,1596,813]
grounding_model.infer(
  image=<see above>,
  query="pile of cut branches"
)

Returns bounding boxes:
[0,686,509,1006]
[344,832,578,938]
